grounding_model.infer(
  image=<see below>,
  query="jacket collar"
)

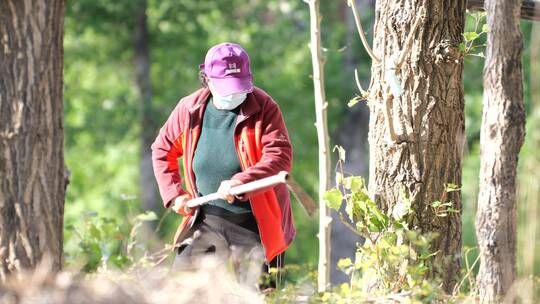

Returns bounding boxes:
[187,88,211,114]
[188,87,261,122]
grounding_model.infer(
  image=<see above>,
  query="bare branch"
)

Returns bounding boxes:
[348,0,380,62]
[354,68,366,94]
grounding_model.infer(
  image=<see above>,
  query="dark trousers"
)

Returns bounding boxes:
[172,212,282,289]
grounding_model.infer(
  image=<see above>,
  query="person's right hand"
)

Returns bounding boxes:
[172,194,191,214]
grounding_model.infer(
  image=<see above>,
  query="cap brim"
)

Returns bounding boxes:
[210,76,253,96]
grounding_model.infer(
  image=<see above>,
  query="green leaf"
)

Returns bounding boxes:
[447,207,460,213]
[343,176,363,192]
[88,224,101,240]
[366,199,384,215]
[370,208,389,231]
[337,258,353,269]
[367,206,388,231]
[101,217,115,224]
[353,193,369,214]
[340,283,351,295]
[463,31,479,42]
[445,183,460,192]
[321,292,332,302]
[394,220,406,230]
[136,211,158,222]
[323,188,343,210]
[345,200,355,221]
[482,24,488,33]
[368,218,383,232]
[348,97,359,108]
[81,241,101,257]
[458,42,467,53]
[100,222,117,238]
[379,238,391,249]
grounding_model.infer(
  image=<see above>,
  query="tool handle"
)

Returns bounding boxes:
[186,171,289,208]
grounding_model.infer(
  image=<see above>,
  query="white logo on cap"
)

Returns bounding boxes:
[225,63,241,75]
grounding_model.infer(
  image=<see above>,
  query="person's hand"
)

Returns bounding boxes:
[172,194,192,214]
[217,179,243,203]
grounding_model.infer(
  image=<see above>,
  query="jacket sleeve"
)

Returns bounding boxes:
[151,100,190,210]
[231,99,293,199]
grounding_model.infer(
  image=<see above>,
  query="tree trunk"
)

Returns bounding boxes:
[368,0,465,291]
[0,0,66,280]
[307,0,332,292]
[467,0,540,22]
[133,0,158,212]
[475,0,525,302]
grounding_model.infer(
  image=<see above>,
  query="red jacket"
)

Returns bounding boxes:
[151,87,296,261]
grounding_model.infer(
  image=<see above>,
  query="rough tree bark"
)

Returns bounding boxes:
[133,0,158,212]
[0,0,66,280]
[307,0,332,292]
[475,0,525,302]
[368,0,465,291]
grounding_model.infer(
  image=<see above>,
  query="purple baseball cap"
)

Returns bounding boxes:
[199,42,253,96]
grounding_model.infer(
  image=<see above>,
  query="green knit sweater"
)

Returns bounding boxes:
[192,97,252,214]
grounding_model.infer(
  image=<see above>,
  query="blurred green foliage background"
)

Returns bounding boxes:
[62,0,539,279]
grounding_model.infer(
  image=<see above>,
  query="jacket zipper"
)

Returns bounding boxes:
[234,130,269,264]
[186,115,197,197]
[186,114,201,224]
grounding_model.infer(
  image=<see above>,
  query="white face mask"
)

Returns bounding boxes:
[213,92,247,110]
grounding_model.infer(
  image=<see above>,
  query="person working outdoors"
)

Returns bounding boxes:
[151,42,296,289]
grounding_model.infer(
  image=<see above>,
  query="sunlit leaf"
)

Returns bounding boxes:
[337,258,353,269]
[482,24,488,33]
[343,176,363,192]
[463,31,479,42]
[347,96,359,107]
[445,183,460,192]
[323,188,343,210]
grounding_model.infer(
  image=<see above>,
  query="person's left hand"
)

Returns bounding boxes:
[217,179,243,203]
